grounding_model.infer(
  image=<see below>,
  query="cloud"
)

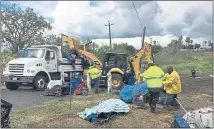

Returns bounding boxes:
[157,1,212,40]
[14,1,58,18]
[1,1,212,48]
[52,1,163,39]
[182,7,212,39]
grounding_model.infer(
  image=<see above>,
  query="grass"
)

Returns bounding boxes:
[11,93,175,128]
[155,51,213,74]
[1,83,7,90]
[6,50,214,128]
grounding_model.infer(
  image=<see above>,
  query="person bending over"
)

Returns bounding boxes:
[162,66,181,109]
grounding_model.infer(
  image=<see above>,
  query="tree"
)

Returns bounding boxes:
[168,39,180,54]
[208,41,213,50]
[187,44,194,49]
[204,41,208,49]
[185,37,191,47]
[190,40,193,44]
[34,34,63,46]
[1,3,52,53]
[151,44,163,54]
[178,36,183,42]
[90,42,99,51]
[194,44,201,49]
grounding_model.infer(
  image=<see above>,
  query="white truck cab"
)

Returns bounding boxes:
[2,45,83,90]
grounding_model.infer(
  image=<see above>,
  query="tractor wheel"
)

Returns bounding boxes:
[111,73,123,89]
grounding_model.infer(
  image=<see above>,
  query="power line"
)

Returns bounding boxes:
[132,1,154,45]
[131,1,144,30]
[145,32,153,43]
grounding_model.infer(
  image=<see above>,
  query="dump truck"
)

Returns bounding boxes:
[2,45,84,90]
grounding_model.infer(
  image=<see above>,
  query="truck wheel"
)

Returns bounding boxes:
[111,73,123,89]
[33,74,47,90]
[5,82,20,90]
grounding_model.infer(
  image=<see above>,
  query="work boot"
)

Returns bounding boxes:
[151,106,156,113]
[94,89,99,94]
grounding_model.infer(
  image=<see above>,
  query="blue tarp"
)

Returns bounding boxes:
[66,55,74,62]
[120,83,148,103]
[128,76,136,85]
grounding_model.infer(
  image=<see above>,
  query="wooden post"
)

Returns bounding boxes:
[70,72,72,111]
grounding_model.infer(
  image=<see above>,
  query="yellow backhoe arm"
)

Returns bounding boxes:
[129,43,153,84]
[61,34,103,69]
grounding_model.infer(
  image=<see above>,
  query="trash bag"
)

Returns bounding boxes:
[132,83,148,96]
[120,85,133,103]
[171,111,190,128]
[120,83,148,103]
[1,99,12,128]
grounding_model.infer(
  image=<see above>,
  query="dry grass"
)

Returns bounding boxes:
[1,83,7,90]
[11,93,176,128]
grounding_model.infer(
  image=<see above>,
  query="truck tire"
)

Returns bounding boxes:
[33,74,48,90]
[5,82,20,90]
[111,73,123,89]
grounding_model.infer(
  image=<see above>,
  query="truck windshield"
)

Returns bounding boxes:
[20,49,45,58]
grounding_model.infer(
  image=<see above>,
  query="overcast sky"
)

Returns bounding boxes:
[1,1,213,49]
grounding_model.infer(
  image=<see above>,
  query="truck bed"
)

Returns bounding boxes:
[59,58,82,65]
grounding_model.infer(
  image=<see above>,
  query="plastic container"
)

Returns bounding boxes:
[70,78,82,93]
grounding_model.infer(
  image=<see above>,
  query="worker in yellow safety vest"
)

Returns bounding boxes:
[162,66,181,109]
[87,64,101,94]
[140,63,166,113]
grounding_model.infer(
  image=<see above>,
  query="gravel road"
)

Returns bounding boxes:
[1,86,68,113]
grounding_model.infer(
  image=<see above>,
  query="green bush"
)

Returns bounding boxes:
[0,52,16,72]
[154,48,213,74]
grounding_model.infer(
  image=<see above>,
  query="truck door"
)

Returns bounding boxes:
[44,50,57,72]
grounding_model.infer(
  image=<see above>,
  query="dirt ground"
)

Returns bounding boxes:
[11,73,213,128]
[179,73,213,111]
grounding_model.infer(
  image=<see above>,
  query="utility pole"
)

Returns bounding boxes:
[105,21,114,49]
[142,26,146,47]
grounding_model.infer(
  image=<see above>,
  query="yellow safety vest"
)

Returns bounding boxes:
[140,66,166,88]
[88,67,101,79]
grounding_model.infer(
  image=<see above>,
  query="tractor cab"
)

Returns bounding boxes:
[100,52,129,88]
[102,52,128,75]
